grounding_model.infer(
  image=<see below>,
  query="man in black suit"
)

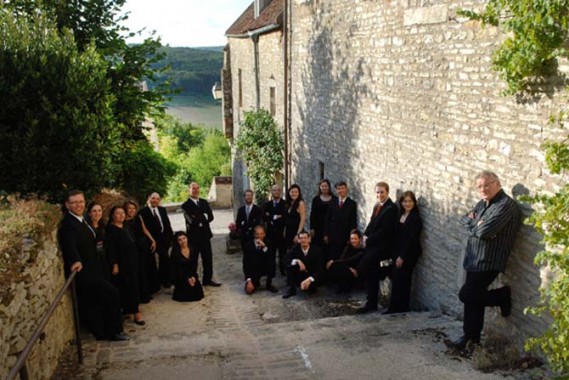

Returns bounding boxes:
[263,184,287,276]
[243,225,278,294]
[182,182,221,286]
[139,192,173,289]
[58,190,127,341]
[235,189,263,252]
[324,181,358,261]
[282,231,324,299]
[354,182,398,313]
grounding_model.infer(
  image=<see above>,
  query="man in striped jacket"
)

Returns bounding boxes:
[451,170,520,351]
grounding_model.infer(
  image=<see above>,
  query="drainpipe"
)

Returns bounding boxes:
[252,34,260,110]
[283,0,289,191]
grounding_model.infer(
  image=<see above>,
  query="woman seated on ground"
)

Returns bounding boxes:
[384,191,423,314]
[171,231,204,302]
[106,205,146,326]
[325,229,365,293]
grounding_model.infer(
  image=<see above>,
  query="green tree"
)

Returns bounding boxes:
[235,109,284,201]
[0,10,120,200]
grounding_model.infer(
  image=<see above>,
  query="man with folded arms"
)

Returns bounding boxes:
[451,171,520,350]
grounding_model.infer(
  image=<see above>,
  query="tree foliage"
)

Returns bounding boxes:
[458,0,569,95]
[461,0,569,373]
[235,109,284,201]
[0,0,173,201]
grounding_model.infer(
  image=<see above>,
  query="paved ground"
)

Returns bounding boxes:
[54,209,544,380]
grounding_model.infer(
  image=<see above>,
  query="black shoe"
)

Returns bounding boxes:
[204,281,222,287]
[382,309,397,315]
[500,286,512,317]
[282,288,296,299]
[449,335,480,350]
[111,332,129,341]
[356,305,378,314]
[266,284,278,293]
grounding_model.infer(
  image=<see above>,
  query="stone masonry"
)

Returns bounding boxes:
[288,0,564,346]
[1,231,75,379]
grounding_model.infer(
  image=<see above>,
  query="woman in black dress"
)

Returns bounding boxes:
[284,184,307,249]
[385,191,423,314]
[171,231,204,302]
[310,179,336,254]
[325,229,365,292]
[86,201,107,268]
[124,200,157,303]
[106,205,145,325]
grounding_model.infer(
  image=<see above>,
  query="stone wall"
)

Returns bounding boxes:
[226,31,285,211]
[289,0,563,345]
[0,231,75,379]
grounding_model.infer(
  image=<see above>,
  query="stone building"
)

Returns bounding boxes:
[223,0,285,208]
[225,0,563,347]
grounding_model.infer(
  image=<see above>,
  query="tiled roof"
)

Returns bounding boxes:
[225,0,284,36]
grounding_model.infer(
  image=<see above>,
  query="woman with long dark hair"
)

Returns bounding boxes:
[124,199,157,303]
[171,231,204,302]
[385,191,423,314]
[85,201,107,266]
[325,229,365,293]
[310,179,336,253]
[284,184,307,249]
[106,205,145,325]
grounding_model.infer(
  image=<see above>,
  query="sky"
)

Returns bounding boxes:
[122,0,253,47]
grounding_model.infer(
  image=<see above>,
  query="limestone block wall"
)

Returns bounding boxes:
[289,0,563,344]
[0,231,75,379]
[227,31,285,209]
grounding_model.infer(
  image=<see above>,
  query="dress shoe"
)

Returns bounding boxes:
[266,284,278,293]
[134,319,146,326]
[282,288,297,299]
[356,304,378,314]
[204,281,222,287]
[110,332,129,341]
[382,309,397,315]
[500,286,512,317]
[449,335,480,351]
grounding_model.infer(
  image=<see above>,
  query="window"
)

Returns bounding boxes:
[319,161,325,179]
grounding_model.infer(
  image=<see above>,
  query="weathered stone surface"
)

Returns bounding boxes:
[0,234,74,379]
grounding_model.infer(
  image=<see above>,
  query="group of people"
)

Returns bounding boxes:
[58,183,221,341]
[236,180,423,314]
[236,171,520,351]
[60,170,519,350]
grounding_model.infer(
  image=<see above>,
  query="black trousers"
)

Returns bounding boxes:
[243,250,276,285]
[190,240,214,284]
[388,264,415,312]
[326,262,356,290]
[286,265,313,289]
[157,243,171,288]
[459,271,507,340]
[77,275,123,340]
[364,265,392,308]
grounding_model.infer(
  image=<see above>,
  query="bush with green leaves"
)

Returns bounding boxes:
[235,109,284,201]
[461,0,569,373]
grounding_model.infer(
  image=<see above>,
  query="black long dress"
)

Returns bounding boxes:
[284,205,301,249]
[388,209,423,312]
[171,247,204,302]
[326,244,364,291]
[126,217,152,303]
[106,223,140,314]
[310,195,336,251]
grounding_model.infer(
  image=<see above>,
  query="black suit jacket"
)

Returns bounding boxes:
[58,212,106,279]
[394,209,423,266]
[285,244,324,283]
[182,197,214,243]
[324,197,358,247]
[139,206,173,250]
[262,199,287,243]
[243,239,274,280]
[357,198,398,275]
[236,204,263,242]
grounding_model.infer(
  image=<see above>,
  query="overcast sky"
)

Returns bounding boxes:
[122,0,252,47]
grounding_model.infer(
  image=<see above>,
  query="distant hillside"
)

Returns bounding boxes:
[152,46,223,98]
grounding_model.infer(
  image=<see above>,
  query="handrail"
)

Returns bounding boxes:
[6,270,83,380]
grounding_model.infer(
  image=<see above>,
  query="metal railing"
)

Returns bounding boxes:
[6,270,83,380]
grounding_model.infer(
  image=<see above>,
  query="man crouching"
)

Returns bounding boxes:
[282,230,323,299]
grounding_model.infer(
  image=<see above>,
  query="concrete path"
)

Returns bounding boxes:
[54,209,532,380]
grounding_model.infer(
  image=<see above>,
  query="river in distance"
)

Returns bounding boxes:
[165,95,222,130]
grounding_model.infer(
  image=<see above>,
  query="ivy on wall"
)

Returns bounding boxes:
[460,0,569,374]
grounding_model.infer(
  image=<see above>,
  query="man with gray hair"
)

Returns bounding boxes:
[451,171,520,350]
